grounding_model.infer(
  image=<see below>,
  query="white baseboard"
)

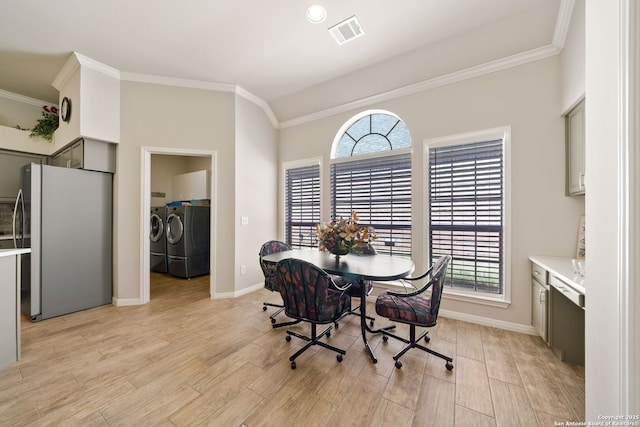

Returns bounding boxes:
[438,309,538,335]
[112,297,142,306]
[212,282,263,299]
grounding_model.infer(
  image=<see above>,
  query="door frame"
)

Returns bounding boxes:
[140,146,217,303]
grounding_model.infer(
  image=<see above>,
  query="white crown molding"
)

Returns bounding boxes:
[0,88,50,107]
[234,86,279,128]
[52,52,121,90]
[278,43,562,129]
[75,52,121,79]
[121,72,235,93]
[553,0,577,48]
[51,53,80,91]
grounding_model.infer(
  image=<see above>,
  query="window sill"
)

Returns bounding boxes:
[370,281,511,308]
[442,289,511,308]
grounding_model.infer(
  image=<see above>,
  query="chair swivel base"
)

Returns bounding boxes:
[334,304,375,329]
[381,326,454,370]
[263,301,301,328]
[285,323,346,369]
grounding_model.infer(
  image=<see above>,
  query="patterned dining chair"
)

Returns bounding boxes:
[259,240,298,328]
[275,258,352,369]
[375,255,454,370]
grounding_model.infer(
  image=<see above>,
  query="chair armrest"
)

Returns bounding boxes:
[384,264,435,297]
[385,281,432,298]
[330,278,352,293]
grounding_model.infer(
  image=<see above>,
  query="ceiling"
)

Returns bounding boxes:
[0,0,566,123]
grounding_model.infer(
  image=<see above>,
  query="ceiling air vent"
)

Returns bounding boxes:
[329,16,364,45]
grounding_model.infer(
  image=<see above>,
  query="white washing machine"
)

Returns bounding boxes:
[166,205,210,278]
[150,206,168,273]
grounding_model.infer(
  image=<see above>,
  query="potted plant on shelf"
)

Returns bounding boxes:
[29,105,59,141]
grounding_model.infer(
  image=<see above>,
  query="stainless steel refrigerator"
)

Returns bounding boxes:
[15,163,113,321]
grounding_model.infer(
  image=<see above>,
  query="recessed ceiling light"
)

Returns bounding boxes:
[306,4,327,24]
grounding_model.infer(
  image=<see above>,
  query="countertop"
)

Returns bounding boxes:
[529,256,585,295]
[0,248,30,258]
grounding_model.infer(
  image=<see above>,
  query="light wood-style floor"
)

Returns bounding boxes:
[0,273,585,426]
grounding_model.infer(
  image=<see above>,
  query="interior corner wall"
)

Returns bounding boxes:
[560,0,586,112]
[117,81,236,299]
[278,56,585,328]
[234,95,278,293]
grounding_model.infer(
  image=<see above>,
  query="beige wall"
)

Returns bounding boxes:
[117,81,235,299]
[234,95,279,292]
[279,56,585,328]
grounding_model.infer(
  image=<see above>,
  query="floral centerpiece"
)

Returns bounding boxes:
[316,211,376,259]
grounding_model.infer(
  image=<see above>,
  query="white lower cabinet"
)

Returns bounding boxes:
[0,250,26,371]
[529,257,585,365]
[531,262,549,344]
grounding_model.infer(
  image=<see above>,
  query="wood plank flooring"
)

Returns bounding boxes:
[0,273,585,426]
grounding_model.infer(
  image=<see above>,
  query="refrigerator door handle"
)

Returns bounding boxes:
[12,189,23,249]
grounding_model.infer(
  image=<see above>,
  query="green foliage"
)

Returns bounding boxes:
[29,105,59,141]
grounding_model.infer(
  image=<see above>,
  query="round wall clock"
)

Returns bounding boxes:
[61,97,72,122]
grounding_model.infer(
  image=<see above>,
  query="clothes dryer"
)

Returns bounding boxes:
[166,205,210,278]
[150,206,168,273]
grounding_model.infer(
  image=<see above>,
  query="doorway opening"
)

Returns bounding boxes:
[141,147,217,303]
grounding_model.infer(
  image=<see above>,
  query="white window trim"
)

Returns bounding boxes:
[330,109,405,159]
[281,157,323,243]
[423,126,512,308]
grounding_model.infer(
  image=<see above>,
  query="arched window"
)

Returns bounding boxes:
[330,111,412,256]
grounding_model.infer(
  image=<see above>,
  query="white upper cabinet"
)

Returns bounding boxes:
[172,170,210,201]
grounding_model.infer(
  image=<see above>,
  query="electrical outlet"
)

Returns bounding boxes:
[240,265,246,275]
[241,216,249,225]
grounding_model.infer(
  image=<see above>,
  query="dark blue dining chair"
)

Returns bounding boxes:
[375,255,453,370]
[276,258,352,369]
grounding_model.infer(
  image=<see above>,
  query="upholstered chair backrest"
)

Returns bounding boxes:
[276,258,346,323]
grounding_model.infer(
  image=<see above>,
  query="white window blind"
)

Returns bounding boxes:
[428,139,504,294]
[285,164,320,248]
[330,152,412,256]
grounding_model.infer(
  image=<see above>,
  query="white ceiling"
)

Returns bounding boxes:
[0,0,566,123]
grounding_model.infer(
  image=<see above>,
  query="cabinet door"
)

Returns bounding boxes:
[69,141,84,169]
[0,255,18,370]
[532,278,548,343]
[566,99,585,195]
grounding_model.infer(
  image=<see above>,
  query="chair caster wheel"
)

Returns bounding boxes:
[291,361,296,369]
[271,318,276,324]
[327,331,331,337]
[382,335,389,342]
[424,335,430,343]
[334,322,339,329]
[369,320,374,327]
[262,306,267,311]
[395,360,402,369]
[446,362,454,371]
[337,354,343,363]
[286,335,291,342]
